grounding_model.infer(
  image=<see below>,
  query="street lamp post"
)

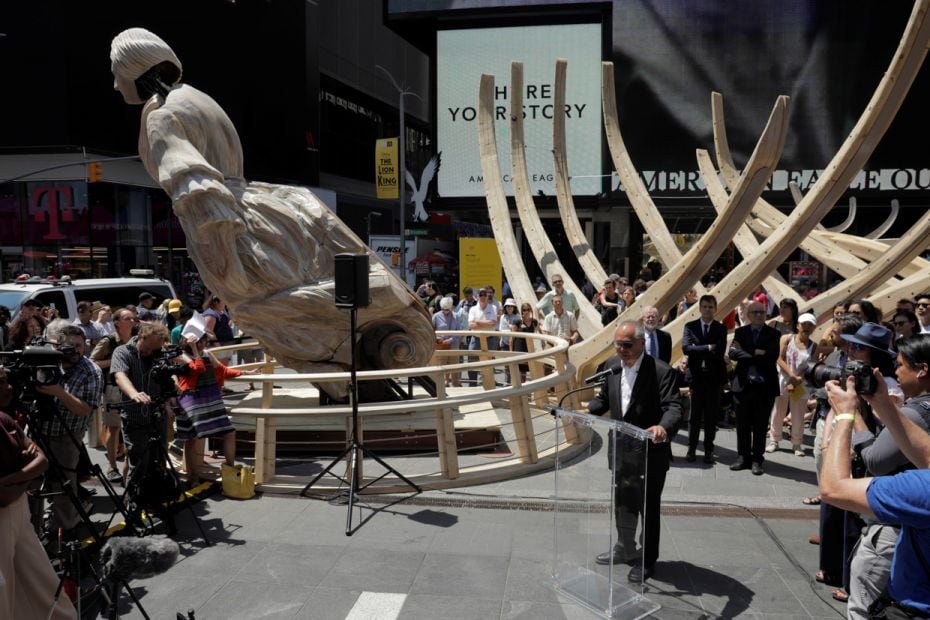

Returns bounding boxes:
[375,65,422,287]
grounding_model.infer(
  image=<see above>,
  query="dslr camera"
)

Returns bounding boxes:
[805,360,878,396]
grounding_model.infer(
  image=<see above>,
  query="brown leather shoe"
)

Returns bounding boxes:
[809,535,821,545]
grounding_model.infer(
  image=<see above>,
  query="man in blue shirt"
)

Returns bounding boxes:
[823,338,930,617]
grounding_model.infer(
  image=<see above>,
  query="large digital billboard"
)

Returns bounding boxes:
[437,23,602,198]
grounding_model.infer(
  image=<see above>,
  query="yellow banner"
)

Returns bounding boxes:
[458,238,502,299]
[375,138,399,199]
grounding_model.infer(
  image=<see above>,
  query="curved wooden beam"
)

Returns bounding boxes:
[478,74,537,308]
[869,270,930,314]
[791,181,859,234]
[750,219,929,279]
[602,62,688,276]
[788,181,826,231]
[866,199,900,239]
[553,58,610,291]
[823,231,930,277]
[713,93,866,279]
[509,62,602,334]
[803,207,930,322]
[678,0,930,351]
[570,95,790,376]
[826,196,857,233]
[696,149,803,304]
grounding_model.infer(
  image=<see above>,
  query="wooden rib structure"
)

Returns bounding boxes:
[570,95,790,376]
[507,61,602,334]
[477,0,930,372]
[478,74,537,308]
[231,0,930,494]
[553,58,610,295]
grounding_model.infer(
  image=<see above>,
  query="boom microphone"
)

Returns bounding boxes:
[584,365,622,384]
[101,535,180,581]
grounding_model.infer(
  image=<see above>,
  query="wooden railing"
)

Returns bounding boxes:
[210,330,586,492]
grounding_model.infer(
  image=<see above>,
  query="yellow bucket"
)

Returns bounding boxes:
[221,463,256,499]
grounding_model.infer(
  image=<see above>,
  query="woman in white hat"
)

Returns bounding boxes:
[768,312,819,456]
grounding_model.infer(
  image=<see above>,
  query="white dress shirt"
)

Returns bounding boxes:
[620,353,645,417]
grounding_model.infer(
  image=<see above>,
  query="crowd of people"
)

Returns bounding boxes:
[0,291,253,617]
[424,274,930,615]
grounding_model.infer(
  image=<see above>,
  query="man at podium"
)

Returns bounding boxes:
[588,320,682,583]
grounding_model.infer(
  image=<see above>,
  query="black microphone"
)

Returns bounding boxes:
[101,535,180,581]
[584,365,621,384]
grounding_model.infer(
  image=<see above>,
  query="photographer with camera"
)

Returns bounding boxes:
[110,322,174,482]
[832,330,925,618]
[822,334,930,618]
[34,320,103,538]
[0,367,77,620]
[813,322,902,606]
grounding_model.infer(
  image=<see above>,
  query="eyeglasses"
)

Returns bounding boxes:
[850,342,867,352]
[613,340,637,349]
[894,320,911,327]
[749,310,765,315]
[552,280,563,285]
[478,293,488,298]
[917,303,930,308]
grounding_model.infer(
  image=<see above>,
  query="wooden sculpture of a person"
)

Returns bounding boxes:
[109,28,434,398]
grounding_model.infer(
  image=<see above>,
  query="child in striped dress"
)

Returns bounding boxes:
[176,317,257,485]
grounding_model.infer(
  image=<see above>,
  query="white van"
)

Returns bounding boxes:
[0,273,177,320]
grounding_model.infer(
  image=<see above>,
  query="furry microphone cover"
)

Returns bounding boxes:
[101,535,180,581]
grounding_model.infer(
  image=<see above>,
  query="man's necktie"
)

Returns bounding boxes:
[649,333,658,358]
[703,323,709,339]
[752,328,760,345]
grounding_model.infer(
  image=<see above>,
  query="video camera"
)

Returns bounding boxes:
[0,337,64,394]
[149,345,189,389]
[805,360,879,396]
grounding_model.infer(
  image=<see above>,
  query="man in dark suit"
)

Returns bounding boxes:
[642,305,671,363]
[728,301,781,475]
[588,320,682,583]
[681,294,728,464]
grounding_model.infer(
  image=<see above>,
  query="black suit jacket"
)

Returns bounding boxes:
[644,328,671,364]
[682,319,727,385]
[588,354,682,472]
[729,323,781,398]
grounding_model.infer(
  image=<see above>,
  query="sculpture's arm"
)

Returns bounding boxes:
[145,107,250,296]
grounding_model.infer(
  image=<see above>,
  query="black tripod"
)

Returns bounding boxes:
[300,297,420,535]
[23,396,136,546]
[117,400,212,547]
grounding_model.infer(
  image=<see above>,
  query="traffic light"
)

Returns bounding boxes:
[87,162,103,183]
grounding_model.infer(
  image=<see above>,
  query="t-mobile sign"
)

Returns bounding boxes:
[437,23,603,197]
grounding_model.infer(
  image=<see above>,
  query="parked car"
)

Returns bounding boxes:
[0,272,177,320]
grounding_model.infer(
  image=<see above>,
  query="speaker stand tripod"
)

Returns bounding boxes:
[300,303,421,535]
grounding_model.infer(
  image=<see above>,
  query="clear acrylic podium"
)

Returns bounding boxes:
[552,407,660,619]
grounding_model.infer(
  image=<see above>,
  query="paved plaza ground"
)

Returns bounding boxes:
[77,408,851,620]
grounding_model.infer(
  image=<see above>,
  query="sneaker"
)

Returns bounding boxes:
[106,469,122,483]
[793,445,805,456]
[765,442,778,453]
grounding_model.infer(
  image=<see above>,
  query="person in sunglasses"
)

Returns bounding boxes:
[915,294,930,334]
[729,301,781,476]
[587,320,682,583]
